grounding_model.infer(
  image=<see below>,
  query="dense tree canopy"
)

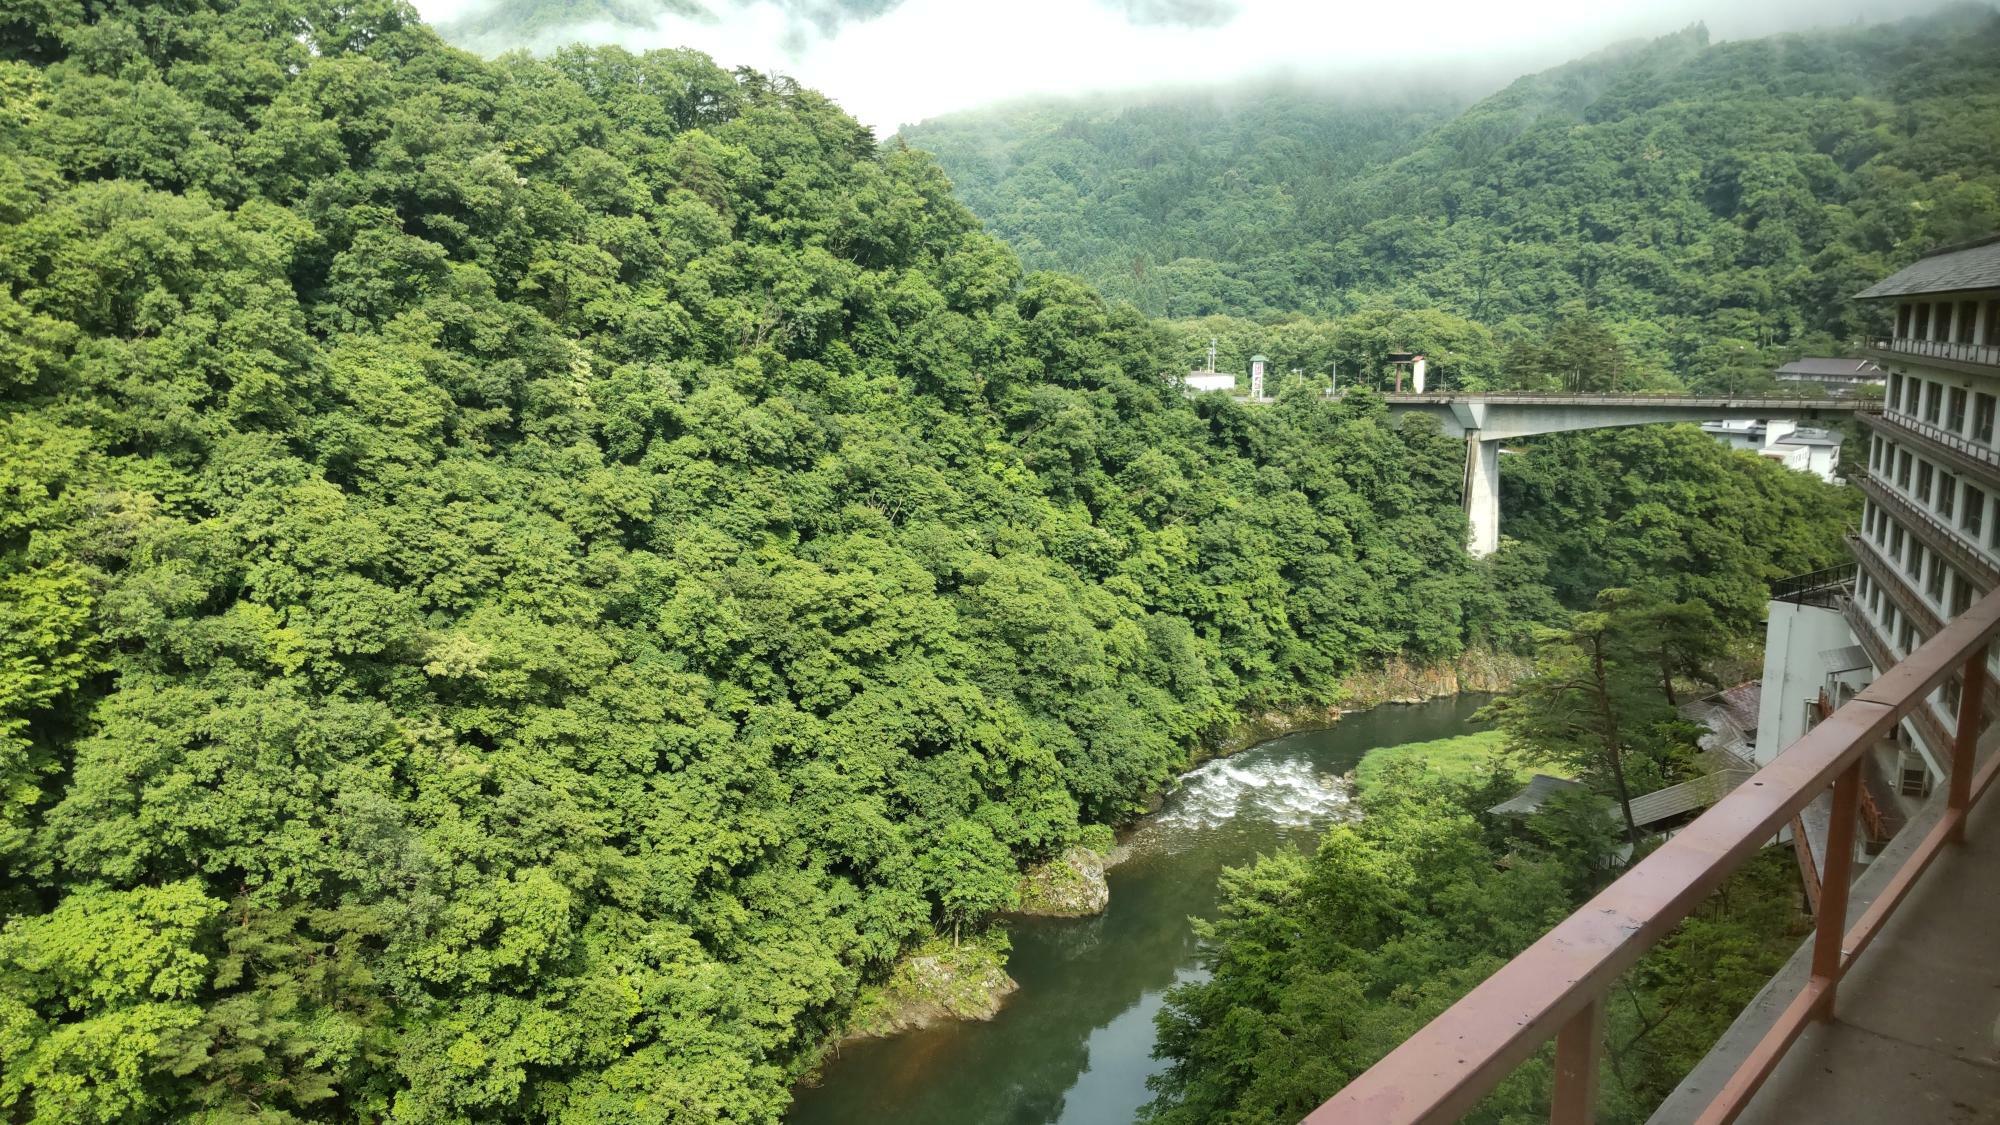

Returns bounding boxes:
[0,1,1868,1121]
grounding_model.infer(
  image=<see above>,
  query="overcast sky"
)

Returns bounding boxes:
[414,0,1953,132]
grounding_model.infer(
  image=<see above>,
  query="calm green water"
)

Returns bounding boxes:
[787,693,1492,1125]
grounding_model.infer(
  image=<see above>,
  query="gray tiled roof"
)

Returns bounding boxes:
[1775,357,1885,378]
[1854,235,2000,299]
[1487,773,1584,816]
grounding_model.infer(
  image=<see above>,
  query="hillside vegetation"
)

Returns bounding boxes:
[0,2,1859,1122]
[905,10,2000,380]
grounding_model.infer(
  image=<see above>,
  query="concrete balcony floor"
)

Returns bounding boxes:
[1650,778,2000,1124]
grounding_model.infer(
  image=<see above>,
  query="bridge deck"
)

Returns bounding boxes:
[1377,392,1877,410]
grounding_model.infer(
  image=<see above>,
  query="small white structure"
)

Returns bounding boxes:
[1412,355,1429,393]
[1753,604,1869,768]
[1250,354,1267,400]
[1699,418,1843,482]
[1183,371,1236,393]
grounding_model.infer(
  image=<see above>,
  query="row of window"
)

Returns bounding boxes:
[1867,435,2000,551]
[1860,502,1980,620]
[1884,370,1998,442]
[1895,297,2000,348]
[1853,563,1982,725]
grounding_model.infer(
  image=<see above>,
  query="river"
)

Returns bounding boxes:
[786,692,1492,1125]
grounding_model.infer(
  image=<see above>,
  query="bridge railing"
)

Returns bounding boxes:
[1304,586,2000,1125]
[1376,392,1880,410]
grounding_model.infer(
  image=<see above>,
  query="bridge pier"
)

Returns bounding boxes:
[1464,436,1500,558]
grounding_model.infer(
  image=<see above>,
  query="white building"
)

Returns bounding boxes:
[1699,418,1844,482]
[1182,371,1236,393]
[1758,235,2000,813]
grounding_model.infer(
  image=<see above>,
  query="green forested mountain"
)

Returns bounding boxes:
[0,2,1861,1123]
[905,10,2000,375]
[895,83,1470,316]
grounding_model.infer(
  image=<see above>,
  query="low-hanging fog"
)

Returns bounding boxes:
[416,0,1966,132]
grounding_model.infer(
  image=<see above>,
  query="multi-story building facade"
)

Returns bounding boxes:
[1760,237,2000,799]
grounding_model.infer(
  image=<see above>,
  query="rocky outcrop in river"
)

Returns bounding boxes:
[1015,845,1115,916]
[840,937,1018,1041]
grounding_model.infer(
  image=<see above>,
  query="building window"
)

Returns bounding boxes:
[1952,576,1974,619]
[1949,386,1968,433]
[1917,460,1933,504]
[1928,556,1947,603]
[1902,621,1917,653]
[1864,502,1878,538]
[1871,584,1883,617]
[1871,435,1883,471]
[1978,393,1997,445]
[1908,376,1923,414]
[1945,674,1962,715]
[1925,381,1943,424]
[1898,304,1913,338]
[1891,525,1905,561]
[1959,301,1979,345]
[1889,371,1904,409]
[1940,472,1957,518]
[1917,304,1933,340]
[1898,450,1912,489]
[1966,485,1986,539]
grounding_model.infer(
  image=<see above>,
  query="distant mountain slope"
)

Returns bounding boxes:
[899,83,1471,316]
[905,9,2000,365]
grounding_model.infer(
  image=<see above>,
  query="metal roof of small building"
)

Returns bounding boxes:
[1775,357,1886,379]
[1487,773,1585,816]
[1853,235,2000,300]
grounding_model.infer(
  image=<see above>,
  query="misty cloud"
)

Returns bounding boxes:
[419,0,1957,133]
[1102,0,1242,28]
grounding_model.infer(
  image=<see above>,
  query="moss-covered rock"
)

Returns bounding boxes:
[841,934,1018,1041]
[1015,844,1114,917]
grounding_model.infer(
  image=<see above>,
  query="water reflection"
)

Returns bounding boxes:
[787,694,1491,1125]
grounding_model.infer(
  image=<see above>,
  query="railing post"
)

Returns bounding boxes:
[1949,647,1989,844]
[1551,996,1603,1125]
[1808,761,1861,1018]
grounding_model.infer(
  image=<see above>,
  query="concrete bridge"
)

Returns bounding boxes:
[1372,393,1876,556]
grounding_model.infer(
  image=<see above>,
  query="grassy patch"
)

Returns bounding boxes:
[1353,729,1519,791]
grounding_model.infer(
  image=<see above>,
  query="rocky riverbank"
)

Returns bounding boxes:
[1209,647,1531,758]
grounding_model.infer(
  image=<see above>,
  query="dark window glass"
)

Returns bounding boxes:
[1949,386,1968,432]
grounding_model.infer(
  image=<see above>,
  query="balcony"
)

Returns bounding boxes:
[1769,563,1854,610]
[1860,410,2000,483]
[1864,336,2000,375]
[1853,474,2000,591]
[1305,589,2000,1125]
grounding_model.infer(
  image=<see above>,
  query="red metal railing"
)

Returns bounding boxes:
[1306,587,2000,1125]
